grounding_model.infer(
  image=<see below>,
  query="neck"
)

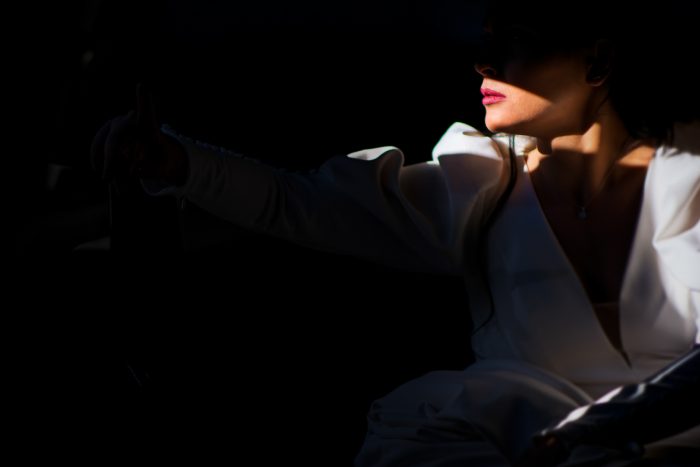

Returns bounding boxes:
[532,104,651,199]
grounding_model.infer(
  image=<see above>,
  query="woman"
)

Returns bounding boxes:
[91,1,700,465]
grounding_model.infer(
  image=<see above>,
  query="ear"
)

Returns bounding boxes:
[585,39,614,86]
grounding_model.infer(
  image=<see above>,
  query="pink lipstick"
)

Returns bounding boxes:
[481,88,506,105]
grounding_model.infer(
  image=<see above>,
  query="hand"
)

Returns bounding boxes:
[91,83,188,186]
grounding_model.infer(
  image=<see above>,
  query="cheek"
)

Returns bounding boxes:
[484,89,551,133]
[484,72,553,132]
[485,59,589,134]
[503,88,552,120]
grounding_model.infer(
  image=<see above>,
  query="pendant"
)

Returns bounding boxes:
[577,206,588,220]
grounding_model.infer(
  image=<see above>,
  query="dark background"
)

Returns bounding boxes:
[14,1,487,464]
[13,0,700,464]
[12,1,700,464]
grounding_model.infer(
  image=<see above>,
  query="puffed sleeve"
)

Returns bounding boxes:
[649,120,700,342]
[142,122,509,275]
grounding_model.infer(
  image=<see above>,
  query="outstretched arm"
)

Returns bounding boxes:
[146,126,462,275]
[91,87,461,274]
[91,86,506,275]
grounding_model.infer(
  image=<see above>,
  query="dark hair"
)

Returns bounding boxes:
[476,0,700,146]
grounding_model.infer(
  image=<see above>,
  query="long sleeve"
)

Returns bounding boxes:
[142,122,511,275]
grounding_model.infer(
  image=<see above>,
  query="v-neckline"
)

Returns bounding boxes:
[519,147,659,366]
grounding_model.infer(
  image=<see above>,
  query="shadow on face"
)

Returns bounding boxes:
[471,6,612,137]
[468,0,697,142]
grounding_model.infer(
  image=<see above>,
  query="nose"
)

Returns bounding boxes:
[474,61,498,78]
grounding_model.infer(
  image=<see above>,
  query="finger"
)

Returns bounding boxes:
[103,111,136,180]
[136,82,159,132]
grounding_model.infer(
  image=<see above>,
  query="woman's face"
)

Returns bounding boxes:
[474,21,601,139]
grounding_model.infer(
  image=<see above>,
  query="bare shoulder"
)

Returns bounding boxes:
[621,140,655,168]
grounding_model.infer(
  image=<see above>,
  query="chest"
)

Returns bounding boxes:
[539,176,646,303]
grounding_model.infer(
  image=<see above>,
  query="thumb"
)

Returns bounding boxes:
[136,82,159,132]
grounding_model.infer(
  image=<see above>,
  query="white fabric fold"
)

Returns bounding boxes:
[141,119,700,465]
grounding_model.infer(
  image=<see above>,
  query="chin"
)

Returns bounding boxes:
[485,114,517,134]
[485,112,540,137]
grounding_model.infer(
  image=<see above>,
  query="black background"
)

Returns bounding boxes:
[14,1,486,464]
[14,1,700,464]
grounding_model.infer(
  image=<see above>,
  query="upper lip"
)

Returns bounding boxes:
[481,88,506,97]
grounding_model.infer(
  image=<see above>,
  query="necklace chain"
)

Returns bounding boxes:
[525,136,633,220]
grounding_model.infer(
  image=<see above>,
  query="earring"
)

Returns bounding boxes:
[586,65,609,85]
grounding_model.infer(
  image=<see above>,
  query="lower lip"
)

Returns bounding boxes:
[482,96,506,105]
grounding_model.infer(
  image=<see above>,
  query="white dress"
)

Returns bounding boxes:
[145,120,700,465]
